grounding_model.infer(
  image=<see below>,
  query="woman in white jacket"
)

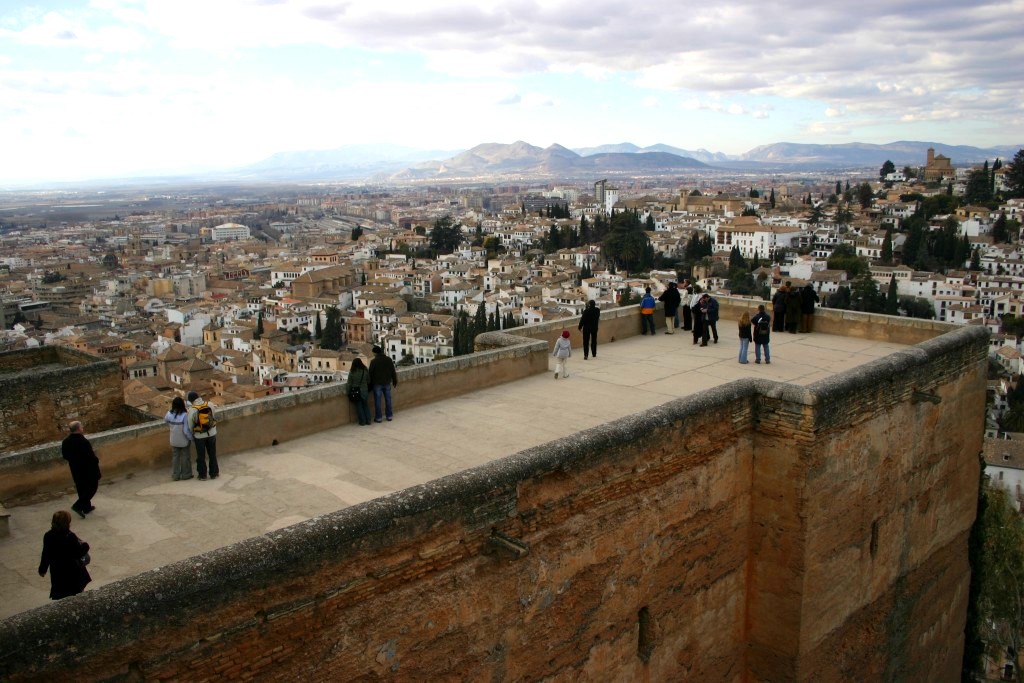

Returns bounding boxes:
[552,330,572,379]
[164,396,193,481]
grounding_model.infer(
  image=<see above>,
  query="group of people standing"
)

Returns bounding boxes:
[345,345,399,424]
[771,281,820,334]
[163,390,219,481]
[655,281,720,347]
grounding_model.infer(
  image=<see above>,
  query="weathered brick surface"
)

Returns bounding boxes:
[0,347,129,452]
[0,327,987,683]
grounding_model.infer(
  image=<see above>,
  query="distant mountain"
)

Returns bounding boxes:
[573,142,733,165]
[388,141,708,180]
[235,144,463,181]
[232,139,1021,183]
[738,141,1020,167]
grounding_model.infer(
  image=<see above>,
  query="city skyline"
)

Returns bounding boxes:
[1,0,1022,184]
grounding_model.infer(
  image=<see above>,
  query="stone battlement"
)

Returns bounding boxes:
[0,306,986,681]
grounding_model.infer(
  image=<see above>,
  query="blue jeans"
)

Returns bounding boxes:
[755,342,770,362]
[641,314,655,335]
[373,384,393,421]
[739,338,749,363]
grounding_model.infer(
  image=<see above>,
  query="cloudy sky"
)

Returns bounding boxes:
[1,0,1022,183]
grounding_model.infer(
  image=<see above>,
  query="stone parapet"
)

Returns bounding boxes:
[0,325,987,682]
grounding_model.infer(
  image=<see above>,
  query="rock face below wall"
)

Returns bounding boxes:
[0,327,987,682]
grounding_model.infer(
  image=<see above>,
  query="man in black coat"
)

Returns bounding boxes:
[578,299,601,359]
[658,282,682,334]
[62,421,101,518]
[368,346,399,422]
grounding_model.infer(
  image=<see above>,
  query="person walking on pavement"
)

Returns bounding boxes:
[369,345,399,422]
[187,390,219,480]
[658,282,682,334]
[552,330,572,379]
[61,421,101,518]
[578,300,600,359]
[38,510,91,600]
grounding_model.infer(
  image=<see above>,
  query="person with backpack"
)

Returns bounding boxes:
[639,287,657,336]
[752,304,772,365]
[187,390,219,480]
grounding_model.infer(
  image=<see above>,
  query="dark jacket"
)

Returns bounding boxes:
[368,353,398,387]
[801,286,820,314]
[658,287,682,314]
[38,529,91,600]
[771,289,787,314]
[346,366,370,400]
[752,312,771,342]
[578,305,601,332]
[739,322,752,341]
[703,297,720,323]
[61,432,101,485]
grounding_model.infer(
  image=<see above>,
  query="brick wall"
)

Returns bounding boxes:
[0,347,128,453]
[0,326,987,682]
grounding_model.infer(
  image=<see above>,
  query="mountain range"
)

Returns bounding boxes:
[231,140,1020,183]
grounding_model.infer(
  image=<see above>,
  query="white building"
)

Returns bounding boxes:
[206,223,251,242]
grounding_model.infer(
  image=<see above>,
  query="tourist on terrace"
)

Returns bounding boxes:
[552,330,572,379]
[800,284,820,333]
[752,305,772,364]
[347,357,372,426]
[38,510,91,600]
[639,287,657,335]
[62,421,101,518]
[369,346,398,423]
[681,281,693,330]
[738,311,752,364]
[578,300,600,360]
[658,281,681,334]
[187,391,219,480]
[164,396,193,481]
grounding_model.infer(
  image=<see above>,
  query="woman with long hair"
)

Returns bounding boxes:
[738,311,752,364]
[38,510,91,600]
[164,396,193,480]
[347,357,372,426]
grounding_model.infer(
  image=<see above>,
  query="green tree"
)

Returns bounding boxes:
[964,163,993,205]
[857,182,874,209]
[993,213,1010,244]
[970,248,982,271]
[885,275,899,315]
[834,203,854,228]
[881,230,893,264]
[827,243,868,278]
[320,306,343,350]
[351,226,364,241]
[826,285,851,310]
[769,188,776,209]
[429,216,462,255]
[1006,149,1024,198]
[899,297,935,319]
[850,273,884,312]
[729,246,748,270]
[880,160,896,179]
[102,252,119,269]
[313,312,322,339]
[255,312,264,340]
[977,482,1024,672]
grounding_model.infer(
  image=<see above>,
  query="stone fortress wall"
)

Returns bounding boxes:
[0,303,986,682]
[0,347,130,454]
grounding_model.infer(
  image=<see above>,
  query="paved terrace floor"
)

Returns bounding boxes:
[0,330,907,620]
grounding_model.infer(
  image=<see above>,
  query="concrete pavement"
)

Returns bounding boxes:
[0,329,907,620]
